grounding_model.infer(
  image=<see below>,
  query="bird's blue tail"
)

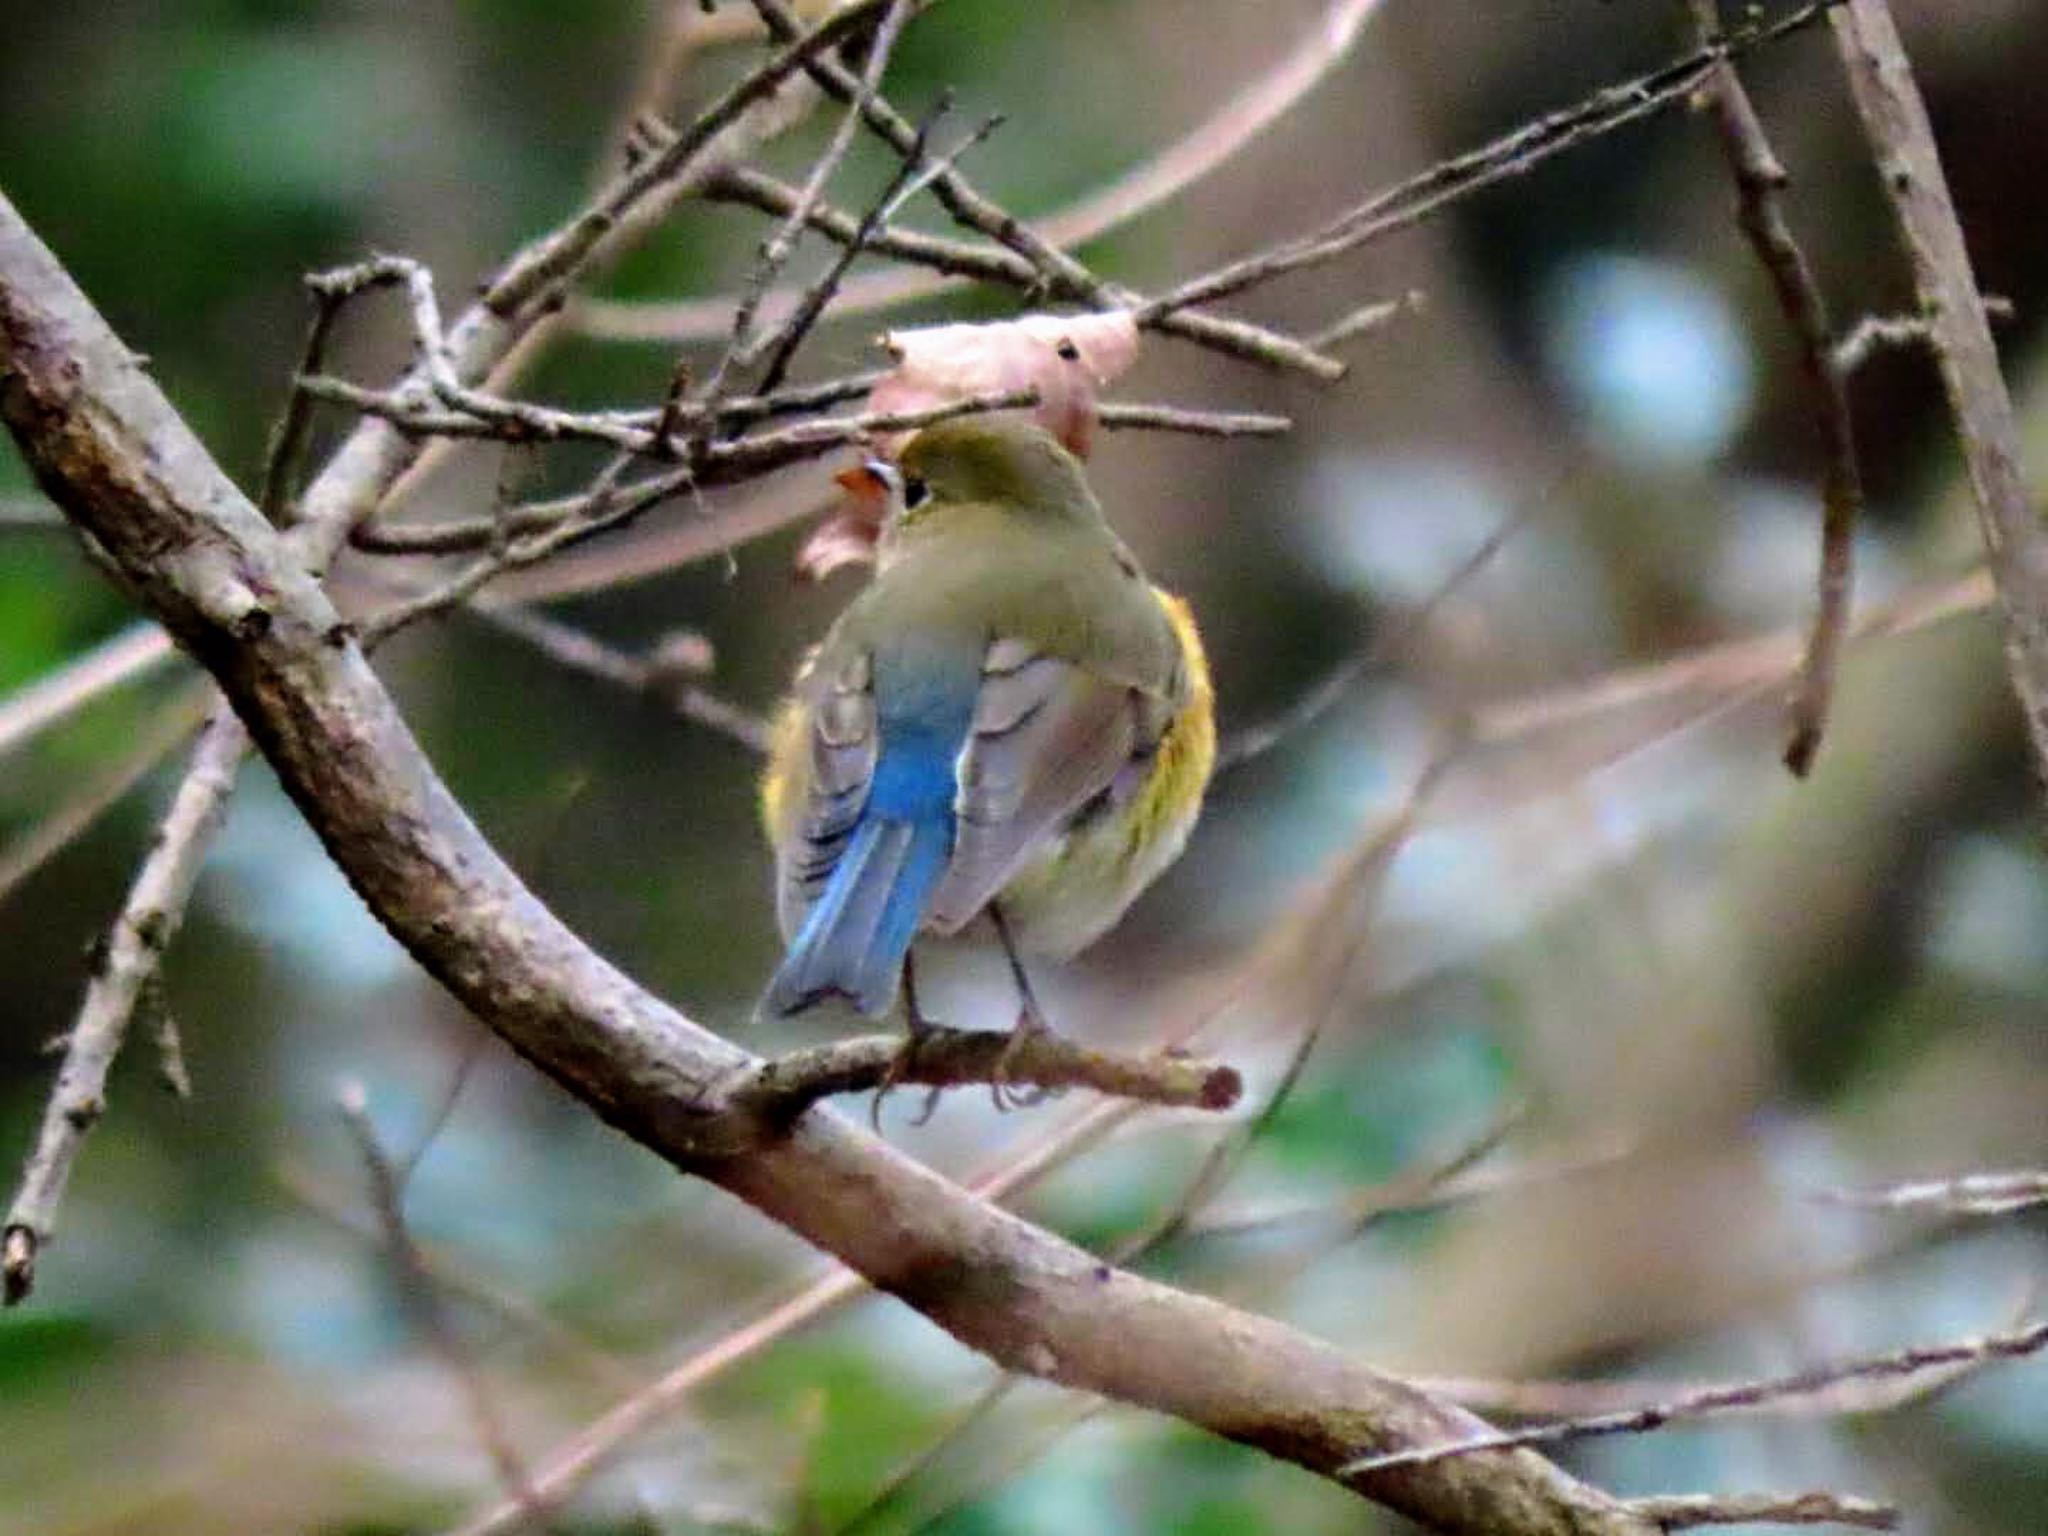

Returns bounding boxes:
[764,735,957,1017]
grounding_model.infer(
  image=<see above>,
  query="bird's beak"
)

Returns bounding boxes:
[833,458,894,500]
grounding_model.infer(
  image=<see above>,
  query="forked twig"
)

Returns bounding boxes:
[1338,1319,2048,1477]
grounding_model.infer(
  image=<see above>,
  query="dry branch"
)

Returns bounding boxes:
[0,682,208,905]
[1340,1318,2048,1477]
[1139,1,1846,323]
[579,0,1394,341]
[2,707,245,1302]
[730,1028,1242,1129]
[1828,0,2048,787]
[0,186,1659,1536]
[338,1082,548,1521]
[1684,0,1864,777]
[1628,1492,1898,1531]
[1814,1169,2048,1217]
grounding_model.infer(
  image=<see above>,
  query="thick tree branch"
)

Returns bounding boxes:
[0,190,1656,1536]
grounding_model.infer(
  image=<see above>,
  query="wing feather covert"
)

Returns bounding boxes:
[775,649,877,938]
[925,638,1168,934]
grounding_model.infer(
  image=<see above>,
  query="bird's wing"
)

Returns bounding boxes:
[774,646,878,938]
[925,638,1164,934]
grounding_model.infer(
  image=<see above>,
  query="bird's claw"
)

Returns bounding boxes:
[989,1004,1060,1111]
[872,1010,946,1132]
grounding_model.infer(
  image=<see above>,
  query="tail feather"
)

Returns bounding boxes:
[764,810,951,1016]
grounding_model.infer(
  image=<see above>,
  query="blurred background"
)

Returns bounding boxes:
[4,1,2048,1531]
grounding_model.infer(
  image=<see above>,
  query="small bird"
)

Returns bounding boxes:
[759,419,1214,1034]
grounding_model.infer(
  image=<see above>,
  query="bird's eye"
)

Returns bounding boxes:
[901,475,931,510]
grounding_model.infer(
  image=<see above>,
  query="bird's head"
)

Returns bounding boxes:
[893,419,1099,525]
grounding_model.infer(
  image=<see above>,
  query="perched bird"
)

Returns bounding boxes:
[759,418,1214,1027]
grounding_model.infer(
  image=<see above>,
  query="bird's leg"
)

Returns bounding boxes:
[873,948,944,1131]
[989,903,1058,1111]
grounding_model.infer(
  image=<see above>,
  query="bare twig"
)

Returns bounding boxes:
[1471,568,1991,750]
[467,604,770,754]
[260,273,357,521]
[0,682,208,906]
[748,0,1342,380]
[1684,0,1864,777]
[749,104,1002,397]
[1185,1115,1607,1242]
[1221,499,1538,769]
[277,1158,648,1398]
[1832,294,2015,374]
[482,0,901,324]
[581,0,1393,340]
[0,620,182,763]
[338,1083,551,1526]
[698,0,916,409]
[1814,1169,2048,1217]
[3,707,245,1304]
[730,1028,1241,1131]
[1628,1492,1898,1531]
[1141,2,1846,323]
[1338,1319,2048,1478]
[0,492,63,529]
[1096,402,1291,437]
[354,387,1038,637]
[1307,289,1425,351]
[1828,0,2048,788]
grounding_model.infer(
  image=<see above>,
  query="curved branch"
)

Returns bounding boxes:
[0,190,1655,1536]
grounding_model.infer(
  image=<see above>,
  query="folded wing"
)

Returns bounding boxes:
[926,638,1167,934]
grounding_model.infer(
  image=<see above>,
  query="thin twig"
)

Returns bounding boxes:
[259,275,356,520]
[1684,0,1864,777]
[0,621,183,764]
[1813,1169,2048,1217]
[354,388,1037,637]
[750,104,1001,396]
[749,0,1343,379]
[338,1083,552,1527]
[0,682,209,906]
[0,493,63,529]
[467,604,771,754]
[482,0,900,323]
[1096,402,1291,437]
[729,1028,1241,1131]
[580,0,1394,341]
[698,0,916,410]
[1141,2,1847,323]
[1337,1319,2048,1478]
[277,1158,647,1398]
[1220,498,1539,769]
[3,707,245,1305]
[1828,0,2048,788]
[1831,293,2015,374]
[1627,1492,1898,1531]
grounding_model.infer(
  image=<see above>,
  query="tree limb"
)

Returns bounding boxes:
[0,187,1657,1536]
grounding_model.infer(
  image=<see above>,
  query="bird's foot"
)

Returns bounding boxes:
[872,1014,946,1133]
[990,1001,1061,1112]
